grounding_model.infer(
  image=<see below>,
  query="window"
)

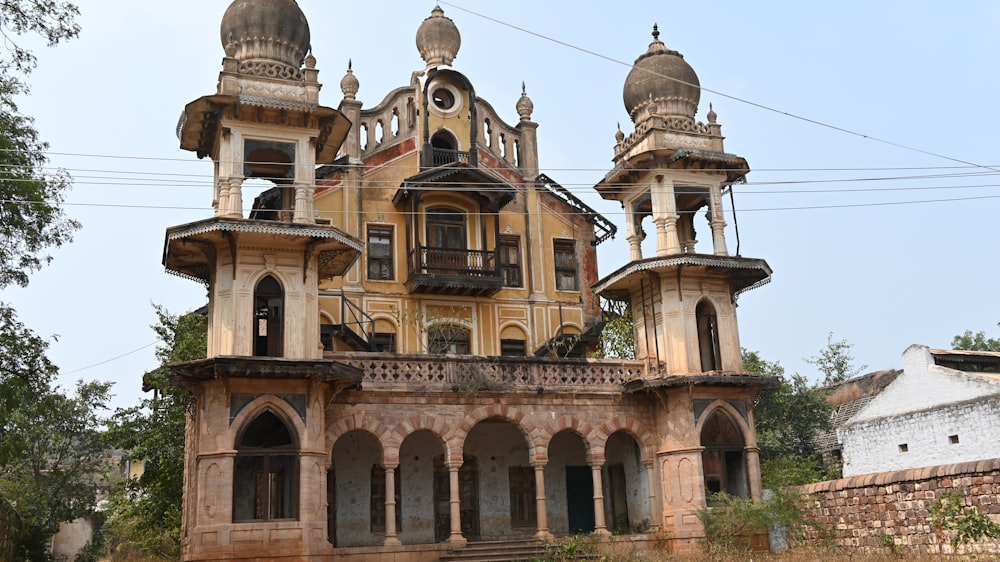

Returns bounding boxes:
[428,324,470,355]
[371,332,396,353]
[367,226,393,280]
[254,275,283,357]
[898,443,909,452]
[696,300,721,371]
[949,434,960,444]
[499,236,522,287]
[700,411,747,500]
[500,339,526,357]
[553,239,578,291]
[234,411,298,521]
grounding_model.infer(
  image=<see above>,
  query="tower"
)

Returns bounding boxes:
[592,26,774,547]
[164,1,362,558]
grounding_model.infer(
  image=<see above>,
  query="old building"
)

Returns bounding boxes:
[164,1,774,560]
[839,345,1000,477]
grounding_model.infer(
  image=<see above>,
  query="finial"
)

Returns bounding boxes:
[707,102,717,123]
[521,81,526,95]
[615,123,625,143]
[340,58,360,100]
[304,47,316,69]
[652,23,659,41]
[516,81,534,120]
[348,58,353,71]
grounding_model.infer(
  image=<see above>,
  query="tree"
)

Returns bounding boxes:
[104,305,206,560]
[805,332,867,386]
[593,297,635,360]
[0,0,81,289]
[744,349,834,488]
[0,380,112,560]
[950,324,1000,352]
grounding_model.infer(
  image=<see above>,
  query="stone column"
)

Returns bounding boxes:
[590,463,611,536]
[745,446,762,502]
[293,181,313,224]
[226,177,244,218]
[627,233,644,261]
[709,188,728,256]
[384,465,401,545]
[532,463,552,540]
[448,464,467,546]
[644,460,660,531]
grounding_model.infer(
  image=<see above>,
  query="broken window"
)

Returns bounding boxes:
[233,410,298,521]
[367,226,394,281]
[254,275,283,357]
[700,410,747,501]
[499,235,522,287]
[553,239,578,291]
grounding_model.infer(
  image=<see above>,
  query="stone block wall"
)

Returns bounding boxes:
[797,457,1000,556]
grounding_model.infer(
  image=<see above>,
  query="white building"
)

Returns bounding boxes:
[839,345,1000,477]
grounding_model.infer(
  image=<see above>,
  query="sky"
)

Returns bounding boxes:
[4,0,1000,410]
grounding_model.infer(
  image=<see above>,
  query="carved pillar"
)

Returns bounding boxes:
[709,188,728,256]
[226,177,244,218]
[532,463,552,540]
[448,465,467,546]
[745,446,762,502]
[293,181,313,224]
[383,465,401,545]
[627,233,644,261]
[644,460,660,531]
[590,463,611,536]
[664,216,681,255]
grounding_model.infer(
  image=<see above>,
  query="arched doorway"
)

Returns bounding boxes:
[254,275,283,357]
[233,410,298,521]
[329,431,385,547]
[397,430,448,544]
[700,410,748,500]
[696,299,721,371]
[604,431,650,533]
[463,417,532,540]
[545,430,592,535]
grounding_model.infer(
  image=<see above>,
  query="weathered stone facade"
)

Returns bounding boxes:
[164,2,774,560]
[799,458,1000,556]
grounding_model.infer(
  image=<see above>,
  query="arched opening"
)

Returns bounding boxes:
[604,431,650,533]
[233,410,298,521]
[428,324,471,355]
[545,430,591,535]
[463,417,532,540]
[398,430,448,544]
[430,130,459,166]
[391,109,400,137]
[700,410,748,500]
[329,431,384,547]
[254,275,283,357]
[375,120,384,145]
[696,299,721,371]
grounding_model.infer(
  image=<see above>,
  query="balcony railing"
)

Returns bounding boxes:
[421,145,475,168]
[329,353,648,393]
[405,245,503,296]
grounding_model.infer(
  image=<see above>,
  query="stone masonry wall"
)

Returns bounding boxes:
[797,457,1000,556]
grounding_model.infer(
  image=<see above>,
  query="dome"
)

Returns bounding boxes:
[416,5,461,66]
[221,0,311,73]
[516,82,534,121]
[622,25,700,121]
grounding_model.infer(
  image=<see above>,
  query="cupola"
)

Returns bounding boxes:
[622,24,701,123]
[416,5,461,67]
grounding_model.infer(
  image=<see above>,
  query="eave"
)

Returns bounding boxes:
[623,372,780,393]
[393,162,516,209]
[166,355,362,388]
[593,254,772,300]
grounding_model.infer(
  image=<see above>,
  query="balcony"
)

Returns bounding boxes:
[405,245,504,296]
[421,145,475,168]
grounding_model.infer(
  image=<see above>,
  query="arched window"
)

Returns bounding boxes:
[696,300,721,371]
[428,324,470,355]
[700,410,747,500]
[234,410,298,521]
[430,131,459,165]
[254,275,283,357]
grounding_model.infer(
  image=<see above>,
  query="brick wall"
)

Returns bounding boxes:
[797,457,1000,556]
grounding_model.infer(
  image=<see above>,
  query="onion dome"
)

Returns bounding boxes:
[416,5,461,66]
[221,0,311,75]
[516,82,534,121]
[615,124,625,144]
[622,24,700,122]
[340,59,359,100]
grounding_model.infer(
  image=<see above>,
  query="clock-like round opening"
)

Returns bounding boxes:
[432,88,456,110]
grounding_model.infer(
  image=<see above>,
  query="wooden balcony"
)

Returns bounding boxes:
[421,145,475,168]
[405,245,504,296]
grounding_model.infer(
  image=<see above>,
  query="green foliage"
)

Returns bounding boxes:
[104,306,206,560]
[929,491,1000,551]
[0,0,81,74]
[805,332,867,386]
[743,349,833,487]
[697,488,815,554]
[951,325,1000,352]
[533,533,599,561]
[594,298,635,360]
[0,379,112,560]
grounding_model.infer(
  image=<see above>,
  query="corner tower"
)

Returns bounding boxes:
[163,1,362,559]
[593,26,773,550]
[594,26,771,373]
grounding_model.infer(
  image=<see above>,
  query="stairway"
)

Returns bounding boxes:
[438,539,548,562]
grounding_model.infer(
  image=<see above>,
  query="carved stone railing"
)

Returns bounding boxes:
[328,352,648,393]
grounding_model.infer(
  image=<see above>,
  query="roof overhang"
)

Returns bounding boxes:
[166,355,362,388]
[176,94,351,163]
[623,372,780,393]
[163,217,361,284]
[595,147,750,201]
[393,162,516,209]
[593,254,772,301]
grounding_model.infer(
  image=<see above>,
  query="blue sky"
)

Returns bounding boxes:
[5,1,1000,409]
